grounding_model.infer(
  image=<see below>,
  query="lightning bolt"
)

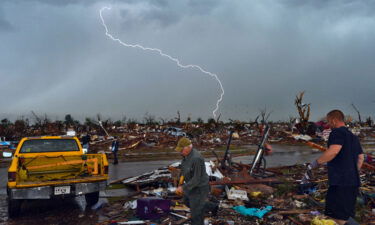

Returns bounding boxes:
[99,6,224,119]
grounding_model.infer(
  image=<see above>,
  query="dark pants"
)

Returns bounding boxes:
[183,185,217,225]
[325,185,358,221]
[113,150,118,164]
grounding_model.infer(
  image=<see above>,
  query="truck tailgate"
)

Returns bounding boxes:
[15,175,108,188]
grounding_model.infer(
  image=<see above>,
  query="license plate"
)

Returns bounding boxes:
[54,186,71,195]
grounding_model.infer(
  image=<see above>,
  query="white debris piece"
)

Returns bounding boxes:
[117,221,146,225]
[169,162,181,168]
[293,134,312,141]
[232,132,240,139]
[168,187,177,193]
[122,169,171,185]
[213,138,222,143]
[225,186,249,201]
[123,200,137,210]
[206,161,224,179]
[141,187,165,196]
[294,200,306,208]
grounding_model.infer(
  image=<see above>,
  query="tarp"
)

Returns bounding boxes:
[232,205,272,218]
[0,141,11,146]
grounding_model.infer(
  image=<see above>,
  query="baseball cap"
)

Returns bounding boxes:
[175,137,192,152]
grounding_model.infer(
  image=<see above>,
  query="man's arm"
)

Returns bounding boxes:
[317,144,342,164]
[357,153,364,169]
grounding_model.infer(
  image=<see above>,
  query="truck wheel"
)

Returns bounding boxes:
[8,198,21,218]
[85,191,99,206]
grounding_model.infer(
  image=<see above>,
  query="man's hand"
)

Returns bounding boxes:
[175,186,183,196]
[265,143,273,155]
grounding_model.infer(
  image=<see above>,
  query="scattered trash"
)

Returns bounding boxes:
[294,200,306,208]
[293,134,312,141]
[170,212,188,219]
[136,197,171,220]
[310,211,321,216]
[1,114,375,224]
[115,221,146,225]
[249,191,262,198]
[311,217,336,225]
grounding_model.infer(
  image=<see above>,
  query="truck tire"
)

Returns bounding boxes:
[8,198,21,218]
[85,191,99,206]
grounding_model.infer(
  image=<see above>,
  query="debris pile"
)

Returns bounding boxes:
[96,157,375,225]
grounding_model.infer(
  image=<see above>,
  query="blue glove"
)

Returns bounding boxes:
[301,170,312,184]
[301,160,319,184]
[307,160,319,170]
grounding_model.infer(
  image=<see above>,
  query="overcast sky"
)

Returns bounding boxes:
[1,0,374,122]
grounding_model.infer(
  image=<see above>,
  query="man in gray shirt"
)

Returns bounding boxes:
[175,137,218,225]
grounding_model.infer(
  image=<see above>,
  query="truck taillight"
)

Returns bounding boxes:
[8,172,16,182]
[104,165,108,174]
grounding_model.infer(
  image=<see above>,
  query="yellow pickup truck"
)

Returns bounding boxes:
[5,136,108,217]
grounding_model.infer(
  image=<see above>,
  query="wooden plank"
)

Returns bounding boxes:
[277,209,311,215]
[287,216,304,225]
[305,141,375,171]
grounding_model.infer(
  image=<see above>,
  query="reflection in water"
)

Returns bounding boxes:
[233,144,321,167]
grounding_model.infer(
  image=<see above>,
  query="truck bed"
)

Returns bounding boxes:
[15,154,107,186]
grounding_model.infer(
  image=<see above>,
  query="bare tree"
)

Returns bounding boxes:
[176,111,181,124]
[31,111,51,134]
[249,115,260,126]
[121,115,127,126]
[259,106,273,124]
[215,113,221,124]
[351,103,362,124]
[295,91,311,133]
[366,116,373,127]
[143,112,158,125]
[158,117,166,125]
[31,111,42,125]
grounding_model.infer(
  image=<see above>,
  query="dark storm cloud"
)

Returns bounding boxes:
[118,0,223,29]
[0,0,375,121]
[0,18,13,32]
[0,7,13,32]
[2,0,101,6]
[119,6,180,28]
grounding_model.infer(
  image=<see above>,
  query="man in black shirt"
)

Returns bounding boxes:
[306,110,364,225]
